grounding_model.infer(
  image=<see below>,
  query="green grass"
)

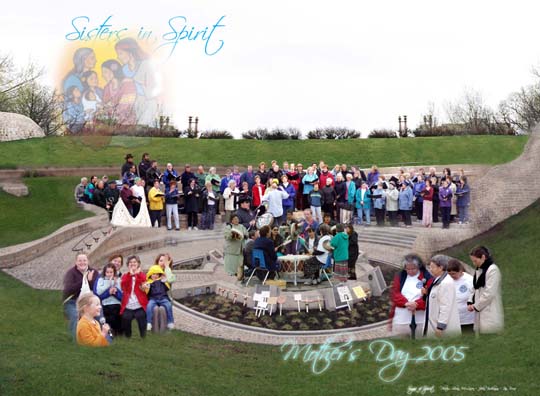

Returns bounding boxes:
[0,177,92,248]
[1,200,539,395]
[0,135,528,169]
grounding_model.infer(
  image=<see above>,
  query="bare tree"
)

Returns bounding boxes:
[445,89,494,133]
[11,82,64,135]
[499,83,540,133]
[0,54,43,112]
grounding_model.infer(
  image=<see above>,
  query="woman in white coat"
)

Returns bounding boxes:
[423,255,462,338]
[467,246,504,334]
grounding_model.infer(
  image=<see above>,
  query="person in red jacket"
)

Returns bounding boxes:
[389,254,433,338]
[120,255,148,338]
[318,164,335,189]
[421,179,435,228]
[251,175,266,209]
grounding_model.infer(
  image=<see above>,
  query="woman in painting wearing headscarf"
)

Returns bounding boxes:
[63,47,96,95]
[62,47,96,131]
[115,38,158,125]
[101,59,137,125]
[467,246,504,334]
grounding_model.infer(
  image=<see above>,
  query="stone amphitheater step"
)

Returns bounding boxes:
[354,225,419,249]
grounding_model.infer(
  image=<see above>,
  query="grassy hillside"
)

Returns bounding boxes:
[1,200,539,395]
[0,177,92,248]
[0,135,528,168]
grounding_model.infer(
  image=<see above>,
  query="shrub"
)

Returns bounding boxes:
[199,130,234,139]
[413,123,516,137]
[241,127,302,140]
[307,127,361,139]
[368,129,398,138]
[241,128,268,140]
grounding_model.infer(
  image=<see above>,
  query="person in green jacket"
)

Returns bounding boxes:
[328,223,349,282]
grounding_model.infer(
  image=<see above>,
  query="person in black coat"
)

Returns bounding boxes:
[93,181,108,209]
[346,224,359,280]
[104,180,120,219]
[321,178,337,219]
[183,178,200,229]
[180,164,196,189]
[145,160,162,185]
[138,153,151,183]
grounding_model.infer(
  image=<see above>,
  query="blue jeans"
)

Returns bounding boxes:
[64,299,78,340]
[147,298,174,324]
[458,206,469,223]
[357,207,371,225]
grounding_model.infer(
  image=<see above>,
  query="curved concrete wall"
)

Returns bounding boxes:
[413,128,540,260]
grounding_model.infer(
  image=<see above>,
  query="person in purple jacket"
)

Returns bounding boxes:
[455,176,471,224]
[439,179,453,229]
[279,174,296,225]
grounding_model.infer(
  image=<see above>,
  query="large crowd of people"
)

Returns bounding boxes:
[67,153,493,348]
[74,153,472,230]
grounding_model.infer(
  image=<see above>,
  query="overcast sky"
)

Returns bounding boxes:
[2,0,540,136]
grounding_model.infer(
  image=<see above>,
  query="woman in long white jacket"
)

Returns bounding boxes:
[467,246,504,334]
[423,255,462,338]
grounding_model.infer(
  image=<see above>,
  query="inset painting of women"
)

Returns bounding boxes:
[115,38,159,126]
[81,70,103,122]
[62,48,96,132]
[101,59,137,125]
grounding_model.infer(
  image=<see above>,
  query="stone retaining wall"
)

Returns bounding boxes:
[0,204,108,269]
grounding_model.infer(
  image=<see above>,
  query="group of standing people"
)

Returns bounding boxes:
[63,252,176,347]
[390,247,504,339]
[76,155,472,232]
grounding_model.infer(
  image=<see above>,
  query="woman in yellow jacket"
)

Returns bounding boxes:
[148,179,165,228]
[76,292,110,347]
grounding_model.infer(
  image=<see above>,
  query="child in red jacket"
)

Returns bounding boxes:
[120,255,149,338]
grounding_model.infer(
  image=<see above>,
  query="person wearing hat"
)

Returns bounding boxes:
[385,181,399,227]
[236,197,255,229]
[144,265,174,331]
[121,153,136,177]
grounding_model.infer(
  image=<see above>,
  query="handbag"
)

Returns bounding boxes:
[77,271,92,301]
